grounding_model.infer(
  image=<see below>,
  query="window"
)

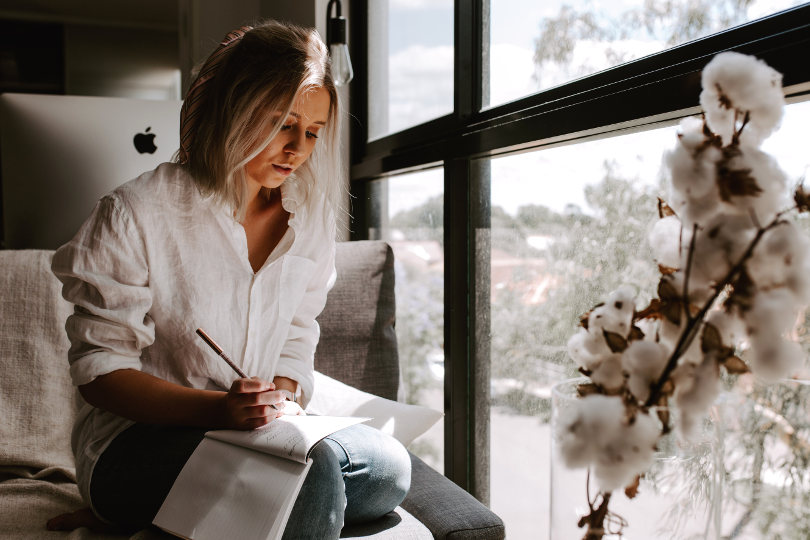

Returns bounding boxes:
[349,0,810,536]
[486,0,807,107]
[367,0,454,140]
[364,168,445,471]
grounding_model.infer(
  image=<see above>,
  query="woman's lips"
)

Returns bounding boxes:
[273,164,293,176]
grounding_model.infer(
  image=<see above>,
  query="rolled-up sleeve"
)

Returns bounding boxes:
[274,220,336,406]
[51,193,154,386]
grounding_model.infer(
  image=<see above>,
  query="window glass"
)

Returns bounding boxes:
[485,98,810,538]
[368,0,454,140]
[485,0,806,107]
[371,168,445,471]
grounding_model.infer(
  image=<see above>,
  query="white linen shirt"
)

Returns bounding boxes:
[51,162,336,503]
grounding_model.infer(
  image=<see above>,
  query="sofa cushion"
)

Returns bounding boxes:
[0,250,78,473]
[315,241,399,400]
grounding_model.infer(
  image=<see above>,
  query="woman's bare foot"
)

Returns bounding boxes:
[46,507,120,534]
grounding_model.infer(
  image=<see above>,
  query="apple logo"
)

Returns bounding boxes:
[133,127,157,154]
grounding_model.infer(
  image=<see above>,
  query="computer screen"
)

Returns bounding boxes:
[0,93,181,249]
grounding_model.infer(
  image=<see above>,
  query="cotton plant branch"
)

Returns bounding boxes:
[645,210,791,409]
[556,51,810,540]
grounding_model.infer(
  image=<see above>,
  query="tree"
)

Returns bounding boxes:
[533,0,763,90]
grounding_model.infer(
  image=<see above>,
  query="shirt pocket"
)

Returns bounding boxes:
[277,255,316,323]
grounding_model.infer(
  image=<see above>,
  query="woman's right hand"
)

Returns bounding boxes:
[223,377,285,430]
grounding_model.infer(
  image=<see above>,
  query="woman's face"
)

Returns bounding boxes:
[245,86,331,192]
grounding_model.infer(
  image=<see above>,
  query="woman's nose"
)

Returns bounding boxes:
[284,130,305,155]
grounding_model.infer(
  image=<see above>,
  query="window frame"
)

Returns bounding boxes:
[348,0,810,501]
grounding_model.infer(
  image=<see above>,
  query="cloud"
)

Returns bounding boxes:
[387,44,454,133]
[488,43,538,106]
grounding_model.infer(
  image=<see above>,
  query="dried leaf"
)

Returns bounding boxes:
[656,407,671,434]
[658,264,678,275]
[723,355,750,375]
[701,323,737,361]
[624,475,642,499]
[700,323,723,353]
[795,185,810,213]
[717,166,763,202]
[578,367,592,377]
[603,330,628,353]
[715,84,733,110]
[657,198,676,218]
[727,269,756,312]
[628,325,646,342]
[658,278,683,325]
[635,298,664,321]
[579,303,604,330]
[577,382,600,397]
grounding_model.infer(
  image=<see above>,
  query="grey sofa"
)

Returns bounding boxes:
[0,241,505,539]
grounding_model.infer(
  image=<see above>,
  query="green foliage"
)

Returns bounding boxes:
[490,161,661,410]
[533,0,766,88]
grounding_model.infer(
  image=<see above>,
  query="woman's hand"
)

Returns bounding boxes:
[279,400,306,416]
[223,378,285,430]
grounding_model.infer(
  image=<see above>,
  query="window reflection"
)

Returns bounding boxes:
[486,0,806,107]
[373,168,445,471]
[368,0,454,140]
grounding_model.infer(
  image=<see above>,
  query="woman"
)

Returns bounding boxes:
[47,20,410,538]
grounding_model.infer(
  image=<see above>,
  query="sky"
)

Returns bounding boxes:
[378,0,810,218]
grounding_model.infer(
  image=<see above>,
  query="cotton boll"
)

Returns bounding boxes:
[658,319,681,353]
[673,351,721,440]
[722,146,789,223]
[556,394,626,469]
[588,287,636,337]
[700,51,784,146]
[690,213,757,285]
[665,122,723,230]
[747,338,803,382]
[664,269,713,309]
[743,288,800,338]
[592,411,660,492]
[568,328,611,371]
[590,353,625,392]
[745,147,788,220]
[706,309,747,347]
[667,136,722,202]
[748,222,810,302]
[623,340,669,402]
[649,215,683,269]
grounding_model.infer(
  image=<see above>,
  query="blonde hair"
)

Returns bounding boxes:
[178,20,344,224]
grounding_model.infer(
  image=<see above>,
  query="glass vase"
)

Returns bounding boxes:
[550,376,810,540]
[550,377,725,540]
[717,377,810,540]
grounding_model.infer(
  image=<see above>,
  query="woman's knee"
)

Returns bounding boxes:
[330,425,412,523]
[283,441,345,539]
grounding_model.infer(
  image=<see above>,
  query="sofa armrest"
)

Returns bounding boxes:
[401,453,505,540]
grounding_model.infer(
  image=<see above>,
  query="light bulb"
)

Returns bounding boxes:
[330,43,354,86]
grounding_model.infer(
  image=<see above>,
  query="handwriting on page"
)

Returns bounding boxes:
[204,415,369,463]
[239,419,307,458]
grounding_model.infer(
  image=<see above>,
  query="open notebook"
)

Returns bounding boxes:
[153,415,366,540]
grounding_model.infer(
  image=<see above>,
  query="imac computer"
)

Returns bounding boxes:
[0,93,181,249]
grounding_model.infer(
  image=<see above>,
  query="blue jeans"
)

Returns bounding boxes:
[282,423,411,539]
[89,422,411,539]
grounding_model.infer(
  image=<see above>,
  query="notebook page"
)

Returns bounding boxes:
[153,437,311,540]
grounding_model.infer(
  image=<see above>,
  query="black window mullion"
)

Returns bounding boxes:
[444,0,490,501]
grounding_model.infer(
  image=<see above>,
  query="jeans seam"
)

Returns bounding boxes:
[325,436,353,474]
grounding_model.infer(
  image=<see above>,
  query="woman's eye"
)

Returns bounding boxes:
[280,124,293,131]
[306,131,319,139]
